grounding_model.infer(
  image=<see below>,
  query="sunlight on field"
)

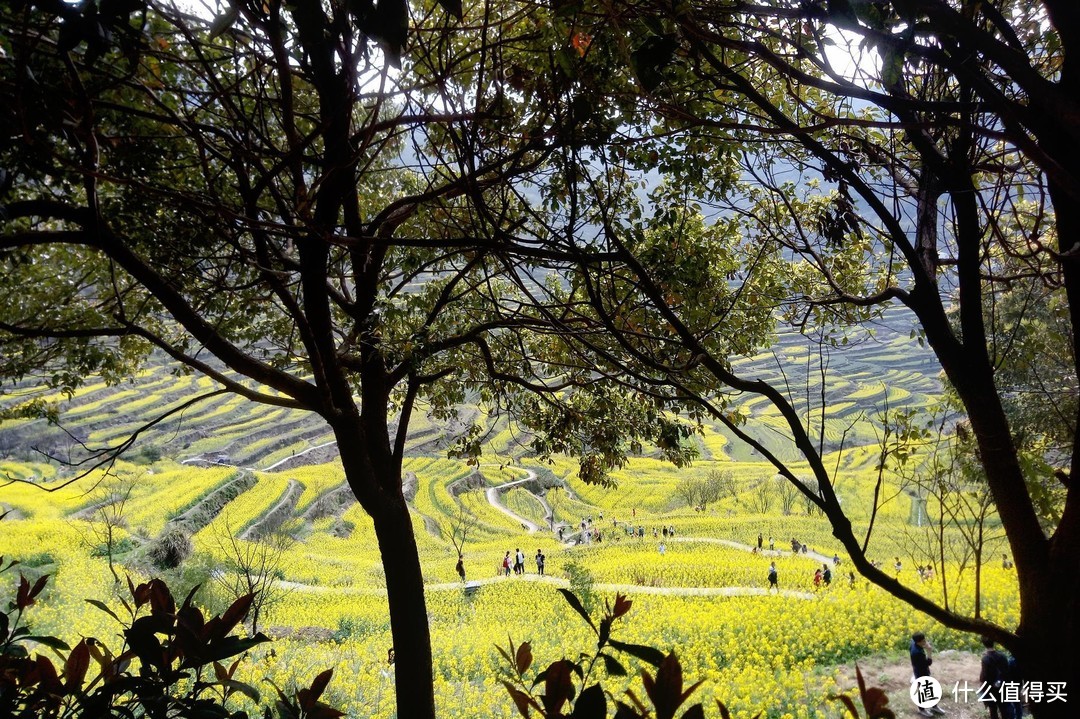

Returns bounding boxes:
[0,444,1019,719]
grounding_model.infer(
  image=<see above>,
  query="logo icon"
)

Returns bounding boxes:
[910,676,942,708]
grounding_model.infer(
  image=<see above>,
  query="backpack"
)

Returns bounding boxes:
[984,649,1008,687]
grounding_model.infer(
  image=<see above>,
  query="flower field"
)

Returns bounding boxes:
[0,443,1020,719]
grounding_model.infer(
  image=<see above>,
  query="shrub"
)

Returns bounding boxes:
[0,561,342,719]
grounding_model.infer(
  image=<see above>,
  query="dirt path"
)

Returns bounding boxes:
[484,469,542,533]
[834,651,986,719]
[263,440,337,471]
[275,571,815,599]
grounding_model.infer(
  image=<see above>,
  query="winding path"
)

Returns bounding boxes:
[483,469,543,533]
[275,572,815,600]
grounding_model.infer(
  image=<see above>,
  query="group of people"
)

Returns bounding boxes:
[909,631,1023,719]
[812,564,832,586]
[500,548,545,577]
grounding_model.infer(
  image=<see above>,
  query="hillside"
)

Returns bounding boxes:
[0,305,1020,719]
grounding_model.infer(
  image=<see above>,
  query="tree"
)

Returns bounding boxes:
[774,474,799,517]
[749,477,773,515]
[701,468,731,508]
[675,474,701,509]
[482,1,1079,714]
[76,473,136,584]
[210,519,294,635]
[440,498,478,566]
[0,3,685,716]
[0,1,591,716]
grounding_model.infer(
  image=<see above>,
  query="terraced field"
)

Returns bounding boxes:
[0,306,1017,719]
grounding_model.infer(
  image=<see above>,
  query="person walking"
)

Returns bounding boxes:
[909,632,946,716]
[535,549,545,576]
[767,561,778,592]
[514,548,525,575]
[822,563,832,586]
[980,636,1009,719]
[455,554,465,583]
[757,532,763,550]
[502,551,511,577]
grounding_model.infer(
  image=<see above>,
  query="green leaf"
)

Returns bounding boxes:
[608,638,665,667]
[86,598,122,624]
[436,0,462,21]
[26,635,72,651]
[557,588,597,633]
[631,35,678,92]
[209,5,240,38]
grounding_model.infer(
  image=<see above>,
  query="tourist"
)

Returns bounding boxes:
[455,554,465,583]
[514,548,525,575]
[980,636,1009,719]
[813,568,822,587]
[894,557,903,575]
[502,551,511,577]
[767,561,778,592]
[757,532,763,550]
[909,632,945,716]
[822,563,832,586]
[535,549,545,576]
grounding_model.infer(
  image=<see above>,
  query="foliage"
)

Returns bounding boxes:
[0,560,342,718]
[497,587,905,719]
[498,590,709,719]
[828,664,895,719]
[563,560,598,612]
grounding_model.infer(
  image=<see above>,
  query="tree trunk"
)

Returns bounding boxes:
[1017,584,1077,719]
[335,419,436,719]
[371,496,436,718]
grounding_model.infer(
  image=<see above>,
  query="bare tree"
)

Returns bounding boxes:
[77,474,137,584]
[749,477,773,515]
[211,519,294,635]
[774,475,800,517]
[675,475,700,509]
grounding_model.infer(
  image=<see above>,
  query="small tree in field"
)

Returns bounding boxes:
[775,475,800,517]
[211,519,294,635]
[749,477,773,515]
[675,475,700,509]
[78,474,137,584]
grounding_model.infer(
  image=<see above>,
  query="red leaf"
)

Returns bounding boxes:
[16,574,31,609]
[542,660,575,716]
[828,692,860,718]
[649,653,690,719]
[571,31,592,57]
[33,655,64,694]
[515,641,533,675]
[610,594,633,620]
[132,581,152,609]
[15,574,48,609]
[65,638,91,691]
[216,592,254,639]
[308,669,333,703]
[501,680,540,718]
[148,579,175,616]
[29,574,49,601]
